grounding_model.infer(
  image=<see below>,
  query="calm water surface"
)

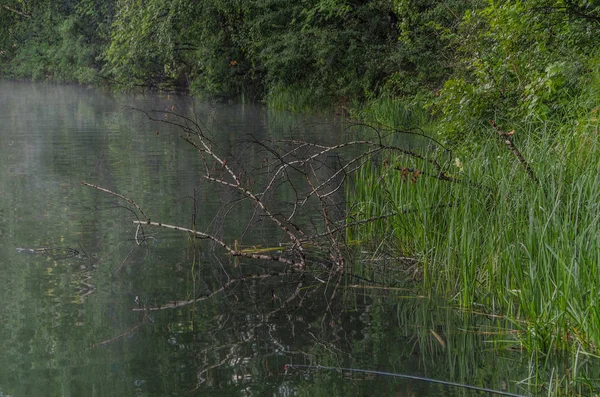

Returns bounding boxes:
[0,81,537,396]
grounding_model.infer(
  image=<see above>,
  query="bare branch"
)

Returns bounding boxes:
[2,5,31,18]
[88,107,463,279]
[81,182,150,222]
[489,120,539,184]
[132,220,303,269]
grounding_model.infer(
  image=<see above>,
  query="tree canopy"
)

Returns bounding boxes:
[1,0,599,137]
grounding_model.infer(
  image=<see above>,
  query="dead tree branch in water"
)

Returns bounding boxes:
[82,182,150,222]
[133,220,303,269]
[84,108,467,283]
[133,271,300,311]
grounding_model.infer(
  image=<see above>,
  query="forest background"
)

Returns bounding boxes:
[0,0,597,139]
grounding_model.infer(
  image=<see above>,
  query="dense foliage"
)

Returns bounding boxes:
[0,0,467,103]
[436,0,600,142]
[3,0,598,135]
[344,0,600,379]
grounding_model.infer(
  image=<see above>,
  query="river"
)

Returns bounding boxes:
[0,81,554,396]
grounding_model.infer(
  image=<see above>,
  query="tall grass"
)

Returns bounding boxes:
[351,95,431,130]
[347,113,600,357]
[266,84,333,114]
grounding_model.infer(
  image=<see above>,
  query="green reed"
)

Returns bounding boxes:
[351,95,431,130]
[347,117,600,359]
[266,84,333,114]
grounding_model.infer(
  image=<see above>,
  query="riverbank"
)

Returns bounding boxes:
[347,106,600,349]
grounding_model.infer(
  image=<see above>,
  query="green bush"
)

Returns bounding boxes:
[434,1,600,144]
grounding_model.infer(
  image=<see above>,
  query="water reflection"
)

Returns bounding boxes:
[0,81,594,396]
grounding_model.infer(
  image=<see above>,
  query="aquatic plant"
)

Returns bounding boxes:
[347,114,600,359]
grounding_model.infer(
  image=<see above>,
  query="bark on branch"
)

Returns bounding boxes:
[489,120,539,185]
[2,5,31,18]
[132,220,304,269]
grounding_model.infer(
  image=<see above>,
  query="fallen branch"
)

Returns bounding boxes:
[489,120,539,184]
[133,220,303,269]
[82,182,150,222]
[88,108,462,278]
[134,108,308,269]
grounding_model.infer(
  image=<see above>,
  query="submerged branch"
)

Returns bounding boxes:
[133,271,297,311]
[91,312,153,348]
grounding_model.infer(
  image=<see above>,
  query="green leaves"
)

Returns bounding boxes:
[2,0,598,127]
[104,0,194,88]
[432,0,600,145]
[0,0,110,83]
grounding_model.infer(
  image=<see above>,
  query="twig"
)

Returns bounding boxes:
[304,203,456,242]
[393,166,463,184]
[306,165,345,272]
[91,315,150,348]
[132,220,303,269]
[489,120,539,184]
[133,271,296,311]
[81,182,150,222]
[284,364,527,397]
[2,5,30,18]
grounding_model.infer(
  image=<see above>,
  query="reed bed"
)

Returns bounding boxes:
[347,118,600,357]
